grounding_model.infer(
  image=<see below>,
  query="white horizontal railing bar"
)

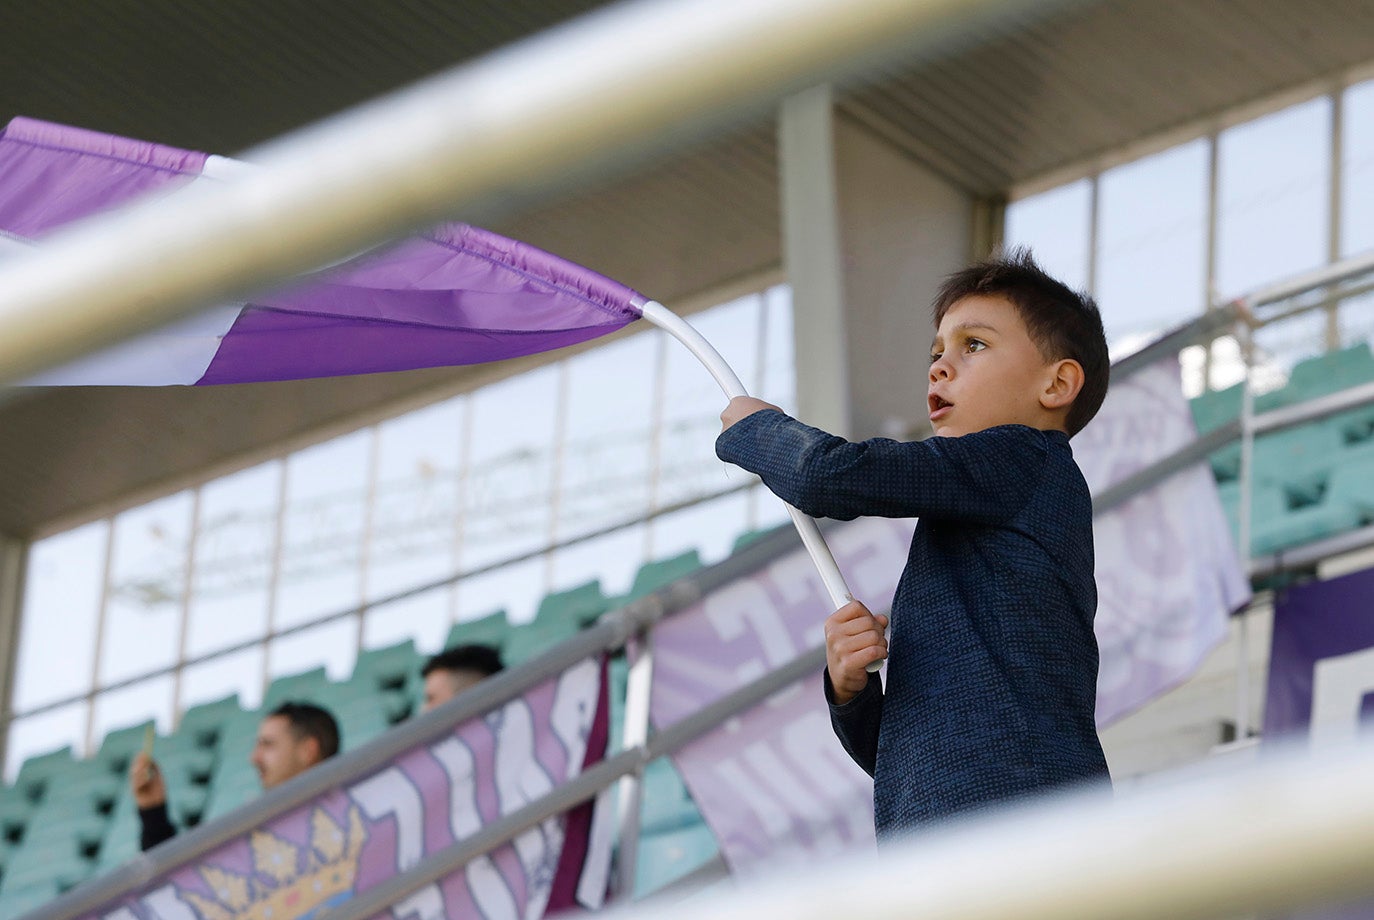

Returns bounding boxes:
[1244,248,1374,311]
[594,738,1374,920]
[0,0,1058,387]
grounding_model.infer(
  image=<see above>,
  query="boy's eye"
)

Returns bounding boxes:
[928,351,942,364]
[966,339,986,353]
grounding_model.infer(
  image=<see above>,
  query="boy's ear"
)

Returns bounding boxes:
[1040,359,1085,411]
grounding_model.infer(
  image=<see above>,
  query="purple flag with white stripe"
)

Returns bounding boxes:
[0,117,645,386]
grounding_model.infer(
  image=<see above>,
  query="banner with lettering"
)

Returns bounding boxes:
[650,517,915,871]
[76,658,609,920]
[1264,566,1374,745]
[1075,356,1251,724]
[1263,566,1374,919]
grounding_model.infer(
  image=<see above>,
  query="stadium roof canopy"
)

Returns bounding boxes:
[1,0,1372,538]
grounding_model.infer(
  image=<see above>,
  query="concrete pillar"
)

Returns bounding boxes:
[0,536,27,771]
[779,86,991,440]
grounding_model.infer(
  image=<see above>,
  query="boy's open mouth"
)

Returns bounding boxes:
[928,394,952,418]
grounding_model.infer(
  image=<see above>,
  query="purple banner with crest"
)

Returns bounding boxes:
[78,659,609,920]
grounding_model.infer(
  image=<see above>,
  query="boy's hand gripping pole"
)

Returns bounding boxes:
[638,301,884,672]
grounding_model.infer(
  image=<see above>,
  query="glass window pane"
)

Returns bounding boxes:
[368,398,464,603]
[658,296,763,508]
[92,674,175,742]
[1342,80,1374,258]
[181,647,264,713]
[100,492,194,686]
[456,557,545,626]
[1096,140,1209,345]
[557,335,657,542]
[549,524,648,600]
[759,284,797,414]
[6,702,87,779]
[275,431,370,630]
[650,490,751,567]
[14,522,106,710]
[187,461,281,657]
[270,617,356,683]
[462,366,559,569]
[363,585,452,654]
[1216,97,1331,298]
[1005,179,1092,293]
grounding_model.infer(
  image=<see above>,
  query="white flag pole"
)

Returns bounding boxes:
[638,300,856,611]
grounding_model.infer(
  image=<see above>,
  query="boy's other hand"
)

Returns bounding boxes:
[720,396,780,432]
[129,751,166,809]
[824,599,888,705]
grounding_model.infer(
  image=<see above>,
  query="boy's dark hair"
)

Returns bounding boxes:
[268,701,340,760]
[422,644,504,680]
[933,247,1109,436]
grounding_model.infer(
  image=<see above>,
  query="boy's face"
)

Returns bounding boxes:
[927,294,1065,438]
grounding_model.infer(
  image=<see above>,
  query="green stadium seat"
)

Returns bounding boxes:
[445,610,511,650]
[0,834,96,894]
[13,747,80,806]
[635,820,719,898]
[263,667,331,709]
[95,795,141,871]
[175,694,242,749]
[502,620,582,666]
[534,581,611,628]
[202,766,260,823]
[623,552,702,603]
[0,879,61,916]
[731,523,789,552]
[1189,384,1243,435]
[638,758,703,835]
[1281,343,1374,405]
[94,720,160,785]
[333,696,392,750]
[350,640,421,722]
[1253,422,1344,482]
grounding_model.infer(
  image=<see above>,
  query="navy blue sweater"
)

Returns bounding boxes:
[716,411,1109,838]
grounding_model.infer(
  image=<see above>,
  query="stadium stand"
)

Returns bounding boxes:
[6,344,1374,911]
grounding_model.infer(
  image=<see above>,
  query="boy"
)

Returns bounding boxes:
[716,250,1111,839]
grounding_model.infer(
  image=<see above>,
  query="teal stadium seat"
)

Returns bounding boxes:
[175,695,242,749]
[635,821,719,898]
[623,552,702,603]
[444,610,512,651]
[351,639,422,722]
[731,524,788,552]
[534,581,612,629]
[263,667,331,709]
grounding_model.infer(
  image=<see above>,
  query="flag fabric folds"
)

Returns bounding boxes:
[0,116,646,386]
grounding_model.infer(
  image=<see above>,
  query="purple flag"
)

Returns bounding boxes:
[0,117,645,386]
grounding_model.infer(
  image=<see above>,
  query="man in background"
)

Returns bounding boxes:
[129,701,339,850]
[421,644,503,711]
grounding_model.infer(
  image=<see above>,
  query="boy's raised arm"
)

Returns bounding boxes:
[716,405,1047,523]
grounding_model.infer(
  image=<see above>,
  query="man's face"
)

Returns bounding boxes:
[250,715,319,789]
[927,294,1059,438]
[422,668,486,712]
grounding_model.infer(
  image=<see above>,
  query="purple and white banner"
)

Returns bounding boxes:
[1076,356,1251,724]
[1263,566,1374,920]
[0,117,644,387]
[650,356,1249,873]
[651,518,916,870]
[1264,565,1374,745]
[77,659,610,920]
